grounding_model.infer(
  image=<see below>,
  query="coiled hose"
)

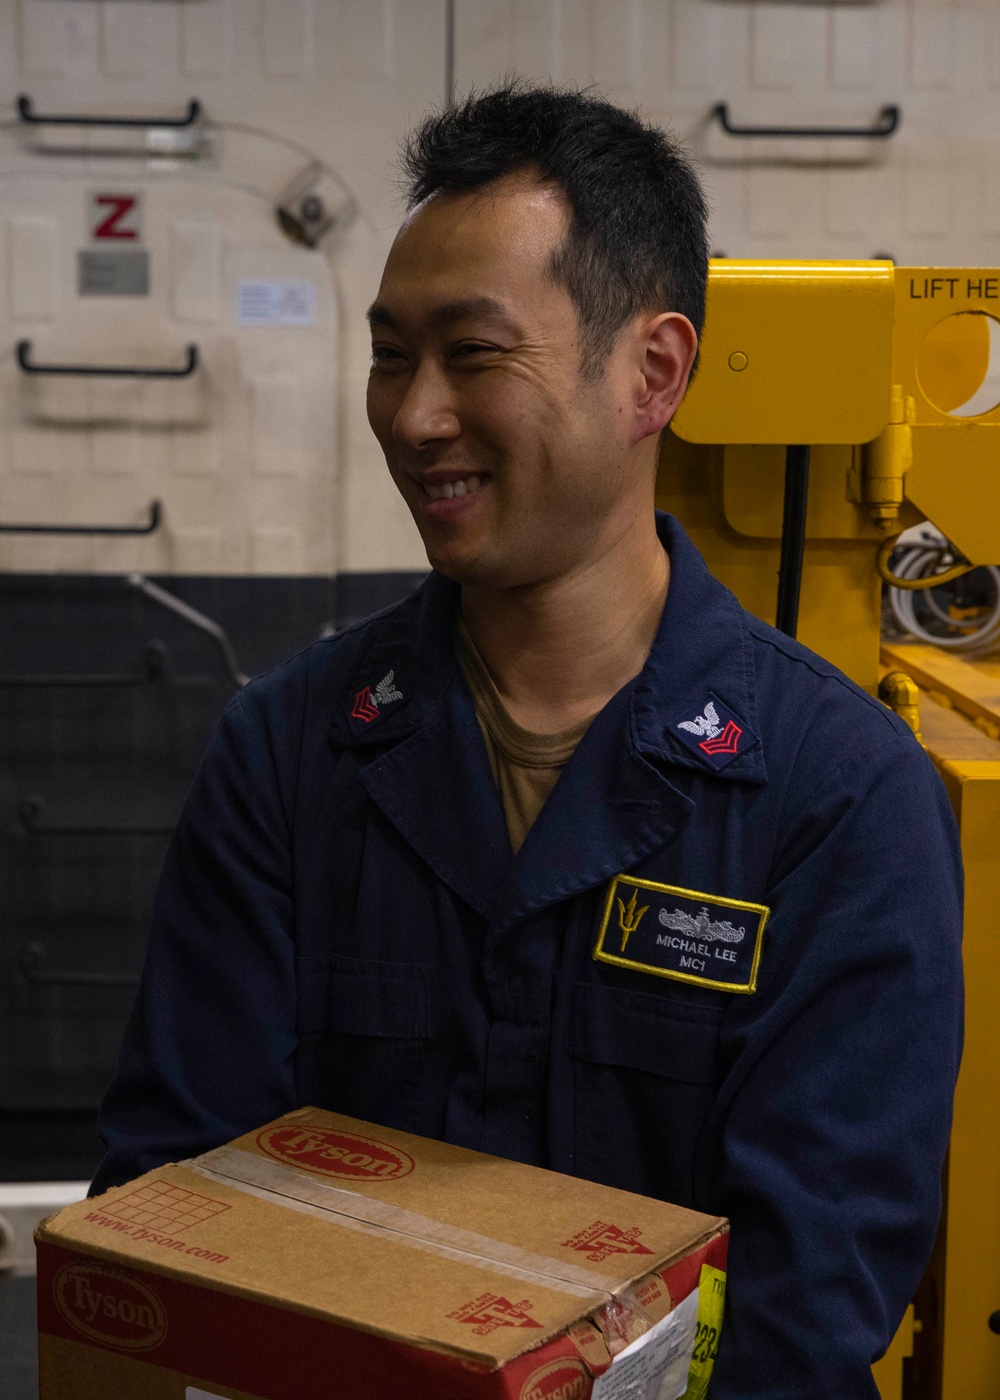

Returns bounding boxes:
[884,533,1000,654]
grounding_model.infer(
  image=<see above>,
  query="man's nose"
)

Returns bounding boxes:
[392,361,461,449]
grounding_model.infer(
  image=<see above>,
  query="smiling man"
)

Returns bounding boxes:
[94,86,963,1398]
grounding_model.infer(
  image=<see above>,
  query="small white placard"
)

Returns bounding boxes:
[186,1389,227,1400]
[591,1288,699,1400]
[236,279,316,327]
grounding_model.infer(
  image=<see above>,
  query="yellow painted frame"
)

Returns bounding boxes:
[672,259,894,446]
[592,875,770,994]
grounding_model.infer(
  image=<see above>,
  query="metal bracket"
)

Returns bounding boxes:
[275,162,356,249]
[17,94,201,129]
[0,500,161,536]
[17,340,198,379]
[0,645,164,689]
[710,103,900,139]
[17,942,140,989]
[18,797,175,837]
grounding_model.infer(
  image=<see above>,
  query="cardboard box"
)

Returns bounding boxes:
[36,1108,728,1400]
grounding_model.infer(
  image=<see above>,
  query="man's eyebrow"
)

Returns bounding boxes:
[427,297,509,328]
[366,302,400,330]
[365,297,511,331]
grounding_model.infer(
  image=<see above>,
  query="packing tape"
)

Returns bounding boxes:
[188,1145,620,1301]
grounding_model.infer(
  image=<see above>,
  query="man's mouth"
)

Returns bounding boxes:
[421,475,487,501]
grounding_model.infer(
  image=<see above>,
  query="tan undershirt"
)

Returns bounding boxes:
[455,614,597,854]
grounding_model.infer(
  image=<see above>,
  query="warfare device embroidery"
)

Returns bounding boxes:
[594,874,770,994]
[677,700,743,757]
[616,887,649,953]
[351,669,404,725]
[658,907,746,944]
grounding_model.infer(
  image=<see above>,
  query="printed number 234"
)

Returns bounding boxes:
[692,1321,719,1365]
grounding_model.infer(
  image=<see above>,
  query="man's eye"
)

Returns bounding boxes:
[451,342,498,359]
[370,345,406,366]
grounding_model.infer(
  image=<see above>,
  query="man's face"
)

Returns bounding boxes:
[366,175,654,589]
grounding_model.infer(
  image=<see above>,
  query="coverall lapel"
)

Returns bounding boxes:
[488,514,768,936]
[329,573,513,921]
[489,692,695,939]
[359,684,514,921]
[329,516,766,930]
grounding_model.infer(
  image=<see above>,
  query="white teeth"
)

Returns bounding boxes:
[424,476,485,501]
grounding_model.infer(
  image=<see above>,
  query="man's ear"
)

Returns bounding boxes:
[631,312,699,444]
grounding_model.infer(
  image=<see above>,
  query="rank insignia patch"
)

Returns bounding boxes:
[593,875,770,994]
[672,693,752,771]
[349,668,404,727]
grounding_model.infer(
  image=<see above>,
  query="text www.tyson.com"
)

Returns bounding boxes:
[84,1212,229,1265]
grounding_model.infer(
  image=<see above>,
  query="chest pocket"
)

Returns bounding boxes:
[570,981,722,1203]
[298,952,432,1134]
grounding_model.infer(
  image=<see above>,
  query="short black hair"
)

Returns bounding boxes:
[401,81,709,375]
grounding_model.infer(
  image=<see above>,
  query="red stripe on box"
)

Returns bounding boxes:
[660,1231,728,1309]
[36,1232,727,1400]
[36,1242,515,1400]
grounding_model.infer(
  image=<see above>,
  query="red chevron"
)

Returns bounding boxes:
[700,720,742,755]
[350,685,380,724]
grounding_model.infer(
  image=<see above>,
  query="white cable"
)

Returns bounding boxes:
[886,538,1000,654]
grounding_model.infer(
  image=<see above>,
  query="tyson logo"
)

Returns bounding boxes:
[519,1357,590,1400]
[255,1125,415,1181]
[54,1262,166,1352]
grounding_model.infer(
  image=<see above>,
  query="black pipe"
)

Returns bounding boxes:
[775,445,810,638]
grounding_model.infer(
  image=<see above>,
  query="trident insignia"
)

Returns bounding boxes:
[616,888,649,953]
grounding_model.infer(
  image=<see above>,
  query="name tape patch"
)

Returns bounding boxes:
[593,875,769,994]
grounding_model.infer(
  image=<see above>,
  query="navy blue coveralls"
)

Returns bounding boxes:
[94,514,964,1399]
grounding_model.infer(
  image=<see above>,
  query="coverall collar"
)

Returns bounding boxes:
[635,513,767,785]
[328,512,766,925]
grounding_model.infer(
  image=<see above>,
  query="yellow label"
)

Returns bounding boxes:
[678,1263,727,1400]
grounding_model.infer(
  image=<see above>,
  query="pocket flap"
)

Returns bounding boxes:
[571,982,720,1084]
[296,952,430,1038]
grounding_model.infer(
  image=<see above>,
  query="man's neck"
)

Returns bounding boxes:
[460,512,669,734]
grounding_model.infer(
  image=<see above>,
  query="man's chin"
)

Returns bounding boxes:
[423,548,497,586]
[423,544,553,592]
[413,517,482,579]
[415,517,554,589]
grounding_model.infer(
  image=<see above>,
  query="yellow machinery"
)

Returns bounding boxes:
[657,260,1000,1400]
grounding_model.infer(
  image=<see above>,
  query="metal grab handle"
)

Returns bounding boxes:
[17,94,201,129]
[0,646,164,689]
[126,574,249,688]
[18,942,140,990]
[710,102,901,139]
[18,796,176,837]
[17,340,198,379]
[0,500,161,536]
